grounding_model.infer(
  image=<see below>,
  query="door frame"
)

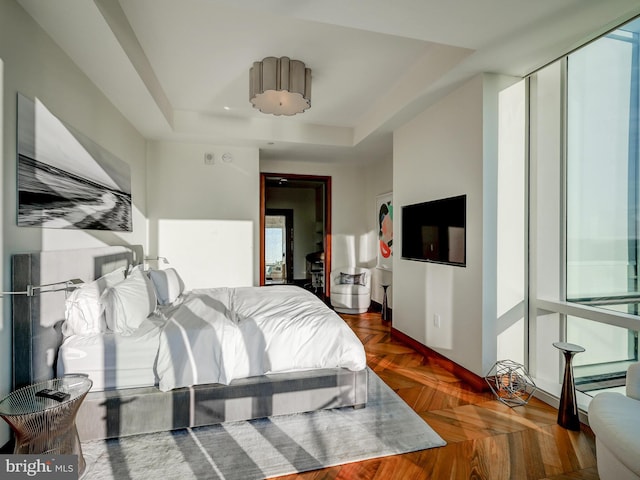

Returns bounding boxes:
[260,173,332,297]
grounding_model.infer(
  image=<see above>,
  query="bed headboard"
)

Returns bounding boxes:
[12,245,143,389]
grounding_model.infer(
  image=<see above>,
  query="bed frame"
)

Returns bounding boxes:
[12,245,367,441]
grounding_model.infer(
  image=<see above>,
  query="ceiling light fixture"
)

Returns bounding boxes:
[249,57,311,116]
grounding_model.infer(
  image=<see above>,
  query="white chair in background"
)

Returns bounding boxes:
[330,267,371,314]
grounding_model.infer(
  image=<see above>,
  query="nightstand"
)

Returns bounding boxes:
[0,376,92,475]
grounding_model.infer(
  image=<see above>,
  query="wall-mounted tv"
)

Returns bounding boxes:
[401,194,466,266]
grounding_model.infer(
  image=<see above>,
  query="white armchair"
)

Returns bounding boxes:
[330,267,371,314]
[588,362,640,480]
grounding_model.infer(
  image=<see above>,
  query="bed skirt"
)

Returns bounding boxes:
[77,368,368,441]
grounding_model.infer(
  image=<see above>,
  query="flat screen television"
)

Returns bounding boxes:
[401,194,466,266]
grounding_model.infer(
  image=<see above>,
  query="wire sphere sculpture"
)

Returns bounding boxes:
[485,360,537,407]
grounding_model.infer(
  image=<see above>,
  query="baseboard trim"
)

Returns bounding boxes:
[390,327,489,392]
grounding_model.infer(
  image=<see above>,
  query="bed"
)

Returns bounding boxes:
[11,245,368,441]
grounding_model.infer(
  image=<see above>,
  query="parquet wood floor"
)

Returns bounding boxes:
[277,312,599,480]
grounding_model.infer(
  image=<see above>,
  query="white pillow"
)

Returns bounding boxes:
[62,267,126,336]
[148,268,185,305]
[102,268,157,336]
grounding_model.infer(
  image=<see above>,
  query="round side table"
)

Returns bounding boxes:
[553,342,585,431]
[0,376,92,476]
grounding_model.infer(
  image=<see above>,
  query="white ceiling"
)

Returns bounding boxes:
[16,0,640,165]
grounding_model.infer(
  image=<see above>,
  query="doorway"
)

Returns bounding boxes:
[265,209,294,284]
[260,173,332,297]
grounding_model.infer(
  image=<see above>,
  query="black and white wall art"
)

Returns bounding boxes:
[17,93,132,232]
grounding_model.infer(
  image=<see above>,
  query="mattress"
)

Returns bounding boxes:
[57,314,166,390]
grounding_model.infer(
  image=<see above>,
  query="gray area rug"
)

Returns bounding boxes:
[81,369,445,479]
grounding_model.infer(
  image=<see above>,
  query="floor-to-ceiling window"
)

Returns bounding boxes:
[566,18,640,386]
[529,16,640,404]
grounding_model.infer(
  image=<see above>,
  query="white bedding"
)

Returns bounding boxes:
[57,314,166,390]
[58,285,366,392]
[155,285,367,391]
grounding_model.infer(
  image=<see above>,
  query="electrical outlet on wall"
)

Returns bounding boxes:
[433,314,441,328]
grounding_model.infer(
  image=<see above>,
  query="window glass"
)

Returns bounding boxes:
[566,18,640,373]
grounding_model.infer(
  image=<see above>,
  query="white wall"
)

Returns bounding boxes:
[146,141,260,288]
[1,0,147,445]
[393,74,516,377]
[496,80,526,364]
[148,147,389,293]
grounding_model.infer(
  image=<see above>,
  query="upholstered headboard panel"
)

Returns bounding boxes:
[12,245,143,389]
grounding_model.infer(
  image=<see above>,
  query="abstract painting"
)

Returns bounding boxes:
[376,192,393,270]
[17,93,132,231]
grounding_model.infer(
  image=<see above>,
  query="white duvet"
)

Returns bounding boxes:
[155,285,367,391]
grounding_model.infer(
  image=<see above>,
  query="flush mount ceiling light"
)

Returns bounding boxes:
[249,57,311,116]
